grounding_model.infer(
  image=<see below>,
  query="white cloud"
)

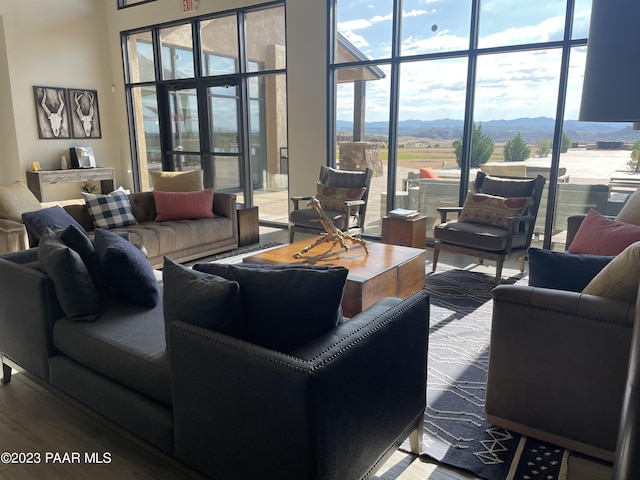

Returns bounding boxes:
[480,15,565,47]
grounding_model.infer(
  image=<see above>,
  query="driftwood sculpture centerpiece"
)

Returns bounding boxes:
[293,197,369,258]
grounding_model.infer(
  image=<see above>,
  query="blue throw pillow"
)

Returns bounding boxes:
[22,205,86,246]
[193,263,348,353]
[528,248,614,292]
[60,225,104,291]
[38,228,102,321]
[94,228,159,307]
[162,257,243,352]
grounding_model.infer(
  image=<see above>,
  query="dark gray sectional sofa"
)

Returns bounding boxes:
[0,246,431,479]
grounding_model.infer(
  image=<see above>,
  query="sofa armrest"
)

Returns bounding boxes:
[0,218,29,254]
[169,290,430,480]
[486,284,634,459]
[212,192,238,243]
[0,252,62,381]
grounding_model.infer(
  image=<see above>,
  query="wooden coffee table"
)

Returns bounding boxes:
[243,238,426,317]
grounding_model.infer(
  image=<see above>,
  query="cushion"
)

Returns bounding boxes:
[476,172,537,198]
[528,248,614,292]
[38,228,102,321]
[568,209,640,256]
[419,167,439,179]
[316,182,366,215]
[0,181,42,222]
[162,257,243,352]
[22,205,86,245]
[193,263,348,353]
[458,193,530,228]
[60,224,103,289]
[94,228,159,307]
[582,241,640,302]
[153,189,215,222]
[83,189,138,229]
[149,170,204,192]
[616,188,640,225]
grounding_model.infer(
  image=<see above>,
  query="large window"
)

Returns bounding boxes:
[123,3,288,223]
[330,0,640,249]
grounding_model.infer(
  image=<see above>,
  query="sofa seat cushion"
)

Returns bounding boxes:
[53,295,171,405]
[110,217,234,260]
[434,220,529,251]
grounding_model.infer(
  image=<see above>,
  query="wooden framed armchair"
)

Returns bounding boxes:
[432,171,546,283]
[289,166,373,243]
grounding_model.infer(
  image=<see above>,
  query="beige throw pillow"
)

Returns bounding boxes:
[582,240,640,302]
[0,181,42,222]
[616,188,640,226]
[149,170,204,192]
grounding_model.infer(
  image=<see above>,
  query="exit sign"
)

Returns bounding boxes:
[183,0,198,12]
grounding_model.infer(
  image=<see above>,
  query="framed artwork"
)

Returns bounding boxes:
[68,88,102,139]
[33,86,70,139]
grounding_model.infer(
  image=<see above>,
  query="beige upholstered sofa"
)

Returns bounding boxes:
[0,180,238,268]
[64,191,238,268]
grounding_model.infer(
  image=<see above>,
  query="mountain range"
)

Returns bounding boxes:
[336,117,640,143]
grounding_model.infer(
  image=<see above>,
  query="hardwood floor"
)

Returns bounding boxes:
[0,228,614,479]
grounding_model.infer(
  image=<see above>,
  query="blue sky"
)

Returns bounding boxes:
[335,0,592,123]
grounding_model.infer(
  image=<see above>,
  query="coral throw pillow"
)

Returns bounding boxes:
[153,189,215,222]
[459,193,530,228]
[316,183,366,215]
[568,209,640,256]
[419,167,439,179]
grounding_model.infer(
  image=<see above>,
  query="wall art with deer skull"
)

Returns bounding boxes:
[68,88,101,139]
[33,86,70,139]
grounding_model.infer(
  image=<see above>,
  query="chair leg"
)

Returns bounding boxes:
[519,256,525,273]
[289,227,295,244]
[495,259,504,284]
[432,246,440,272]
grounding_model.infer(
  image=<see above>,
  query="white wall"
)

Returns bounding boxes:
[0,0,328,200]
[0,1,120,199]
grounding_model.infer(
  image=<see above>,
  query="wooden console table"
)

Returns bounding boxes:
[26,168,115,202]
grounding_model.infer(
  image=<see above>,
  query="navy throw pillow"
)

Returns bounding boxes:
[38,228,102,321]
[528,248,614,292]
[94,228,159,307]
[162,257,243,352]
[60,224,103,289]
[23,206,86,246]
[193,263,348,353]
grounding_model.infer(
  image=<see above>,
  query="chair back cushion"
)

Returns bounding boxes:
[319,166,369,189]
[475,171,537,198]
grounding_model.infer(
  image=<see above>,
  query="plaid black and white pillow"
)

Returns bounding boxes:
[83,190,137,229]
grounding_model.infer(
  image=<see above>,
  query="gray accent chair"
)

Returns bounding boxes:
[289,166,373,243]
[432,171,546,283]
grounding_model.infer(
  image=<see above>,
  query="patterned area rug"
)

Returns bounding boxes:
[402,268,569,480]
